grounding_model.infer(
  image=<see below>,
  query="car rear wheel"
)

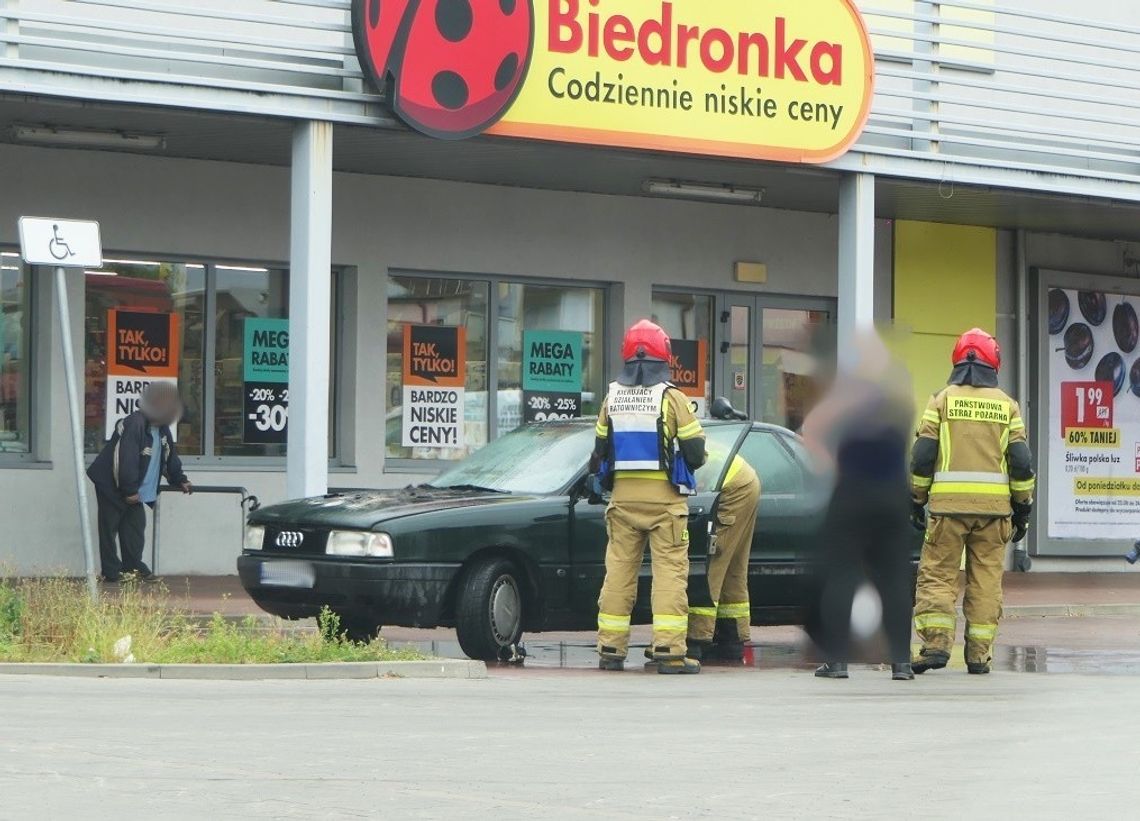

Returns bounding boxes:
[455,559,524,661]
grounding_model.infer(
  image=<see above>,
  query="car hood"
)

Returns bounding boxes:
[249,486,544,530]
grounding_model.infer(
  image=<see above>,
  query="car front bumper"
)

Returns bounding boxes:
[237,554,461,627]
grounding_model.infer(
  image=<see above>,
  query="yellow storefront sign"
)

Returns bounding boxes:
[1075,477,1140,496]
[946,397,1010,424]
[490,0,875,163]
[1065,427,1121,448]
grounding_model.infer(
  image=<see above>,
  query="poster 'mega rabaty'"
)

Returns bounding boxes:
[1048,286,1140,539]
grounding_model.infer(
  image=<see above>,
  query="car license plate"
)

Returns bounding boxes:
[260,560,316,589]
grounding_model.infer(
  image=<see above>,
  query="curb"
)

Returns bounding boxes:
[1004,604,1140,618]
[0,659,487,681]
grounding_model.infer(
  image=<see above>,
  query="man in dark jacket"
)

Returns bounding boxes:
[87,382,192,582]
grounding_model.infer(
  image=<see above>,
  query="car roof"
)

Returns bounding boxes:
[555,417,798,436]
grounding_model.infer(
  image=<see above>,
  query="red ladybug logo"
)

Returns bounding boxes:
[353,0,535,140]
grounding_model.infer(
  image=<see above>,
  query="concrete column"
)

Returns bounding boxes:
[837,172,876,369]
[287,121,334,499]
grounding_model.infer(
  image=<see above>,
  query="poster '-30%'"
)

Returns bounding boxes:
[1047,286,1140,539]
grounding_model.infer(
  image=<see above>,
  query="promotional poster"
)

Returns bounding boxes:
[243,318,290,445]
[402,324,466,450]
[104,309,179,440]
[1047,286,1140,539]
[669,338,708,417]
[522,330,583,423]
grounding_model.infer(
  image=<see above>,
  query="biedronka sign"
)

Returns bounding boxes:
[352,0,874,163]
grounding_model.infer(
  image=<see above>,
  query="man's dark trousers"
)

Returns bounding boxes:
[96,491,148,579]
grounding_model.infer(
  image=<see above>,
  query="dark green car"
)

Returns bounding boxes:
[238,419,837,660]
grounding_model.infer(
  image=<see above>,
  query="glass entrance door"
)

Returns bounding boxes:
[653,290,831,430]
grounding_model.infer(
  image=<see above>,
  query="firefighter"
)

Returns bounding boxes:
[592,320,707,674]
[910,329,1035,675]
[687,452,760,662]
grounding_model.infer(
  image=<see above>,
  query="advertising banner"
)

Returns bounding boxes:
[352,0,874,164]
[1047,286,1140,539]
[522,330,583,423]
[104,309,179,440]
[670,338,708,417]
[402,324,466,449]
[243,318,290,445]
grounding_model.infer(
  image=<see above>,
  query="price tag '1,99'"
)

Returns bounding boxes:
[1060,380,1114,436]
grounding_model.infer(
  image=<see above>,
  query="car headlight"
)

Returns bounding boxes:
[244,524,265,551]
[327,531,394,558]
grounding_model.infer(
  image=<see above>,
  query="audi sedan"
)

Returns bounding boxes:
[238,417,889,660]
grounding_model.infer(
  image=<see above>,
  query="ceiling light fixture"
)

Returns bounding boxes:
[11,124,166,151]
[643,178,765,205]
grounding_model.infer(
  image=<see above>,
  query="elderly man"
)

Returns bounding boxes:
[87,382,192,583]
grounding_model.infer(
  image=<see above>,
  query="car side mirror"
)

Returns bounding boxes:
[711,396,748,421]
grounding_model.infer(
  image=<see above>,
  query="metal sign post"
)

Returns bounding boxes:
[18,217,103,601]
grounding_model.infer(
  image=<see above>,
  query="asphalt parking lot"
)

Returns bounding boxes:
[1,660,1136,820]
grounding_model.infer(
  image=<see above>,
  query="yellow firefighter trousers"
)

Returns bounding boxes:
[914,515,1012,664]
[597,500,691,659]
[688,471,760,644]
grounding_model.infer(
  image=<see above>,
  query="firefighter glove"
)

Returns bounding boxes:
[911,502,927,533]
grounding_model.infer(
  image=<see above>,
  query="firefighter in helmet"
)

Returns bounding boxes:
[910,329,1035,675]
[591,320,707,674]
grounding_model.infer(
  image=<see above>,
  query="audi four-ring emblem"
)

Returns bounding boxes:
[274,531,304,548]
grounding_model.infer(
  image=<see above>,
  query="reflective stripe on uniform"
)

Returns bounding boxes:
[1009,417,1025,432]
[717,602,750,619]
[911,474,933,489]
[966,623,998,641]
[689,606,717,618]
[595,420,608,438]
[931,482,1011,496]
[914,612,956,632]
[923,409,941,424]
[676,419,703,441]
[934,471,1009,485]
[653,614,688,632]
[598,613,631,633]
[1009,478,1036,492]
[939,420,952,473]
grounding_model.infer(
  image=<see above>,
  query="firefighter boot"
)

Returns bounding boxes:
[815,662,849,679]
[657,657,701,675]
[912,650,950,674]
[599,656,625,672]
[968,661,991,675]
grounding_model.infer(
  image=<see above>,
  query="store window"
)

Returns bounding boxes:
[761,308,828,432]
[84,258,337,459]
[386,273,607,463]
[652,292,714,411]
[0,252,31,456]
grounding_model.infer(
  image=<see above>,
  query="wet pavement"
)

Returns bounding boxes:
[378,616,1140,675]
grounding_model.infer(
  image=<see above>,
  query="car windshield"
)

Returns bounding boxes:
[429,424,596,495]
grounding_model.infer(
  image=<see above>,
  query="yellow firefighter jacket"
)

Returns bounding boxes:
[911,385,1036,517]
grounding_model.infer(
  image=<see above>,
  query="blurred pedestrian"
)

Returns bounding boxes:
[803,329,916,681]
[910,329,1035,675]
[591,320,707,674]
[87,382,192,583]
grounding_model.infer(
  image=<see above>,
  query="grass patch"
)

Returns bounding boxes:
[0,578,425,665]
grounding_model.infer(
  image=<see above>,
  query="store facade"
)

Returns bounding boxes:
[2,0,1140,574]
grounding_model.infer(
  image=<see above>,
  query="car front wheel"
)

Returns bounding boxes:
[455,559,524,661]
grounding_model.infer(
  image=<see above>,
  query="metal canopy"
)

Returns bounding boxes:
[3,95,1140,243]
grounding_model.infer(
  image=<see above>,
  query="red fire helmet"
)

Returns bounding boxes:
[952,328,1001,371]
[622,319,671,362]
